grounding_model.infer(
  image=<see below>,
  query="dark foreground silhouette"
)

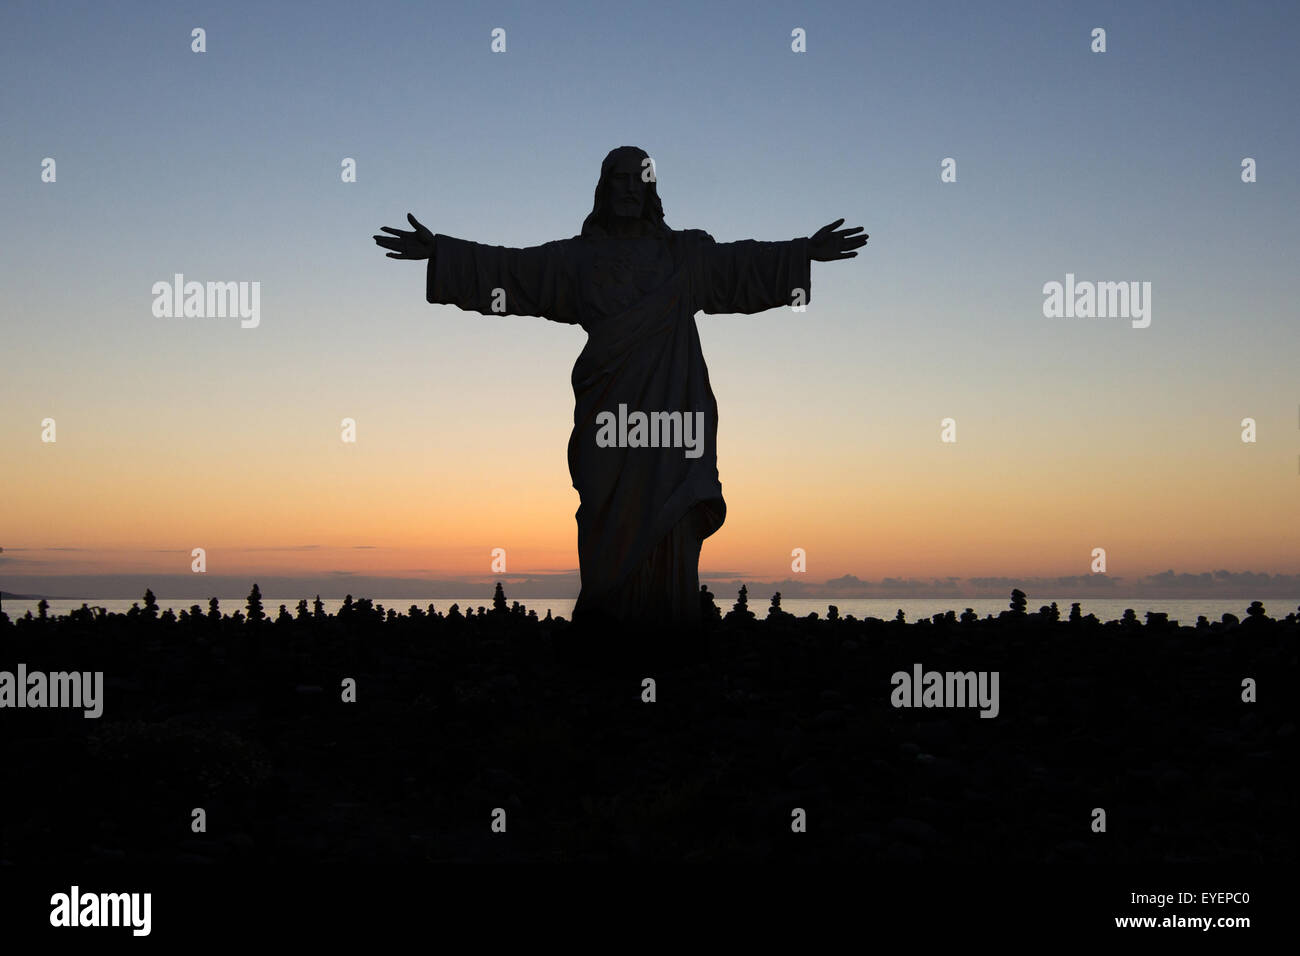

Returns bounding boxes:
[3,587,1294,863]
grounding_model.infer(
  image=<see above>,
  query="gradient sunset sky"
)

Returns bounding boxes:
[2,0,1297,596]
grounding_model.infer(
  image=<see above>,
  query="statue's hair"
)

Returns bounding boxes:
[580,146,670,238]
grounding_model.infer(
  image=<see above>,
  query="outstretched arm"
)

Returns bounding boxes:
[695,233,809,315]
[696,219,867,315]
[374,213,578,324]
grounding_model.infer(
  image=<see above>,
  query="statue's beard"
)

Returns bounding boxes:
[602,213,655,236]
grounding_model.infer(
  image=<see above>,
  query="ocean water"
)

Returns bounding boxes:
[4,596,1295,625]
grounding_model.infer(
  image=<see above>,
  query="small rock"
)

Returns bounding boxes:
[807,709,844,730]
[888,817,940,845]
[789,762,823,787]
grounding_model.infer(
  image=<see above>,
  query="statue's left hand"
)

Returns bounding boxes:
[809,219,868,261]
[373,213,435,260]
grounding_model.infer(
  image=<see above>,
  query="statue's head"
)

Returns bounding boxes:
[581,146,669,237]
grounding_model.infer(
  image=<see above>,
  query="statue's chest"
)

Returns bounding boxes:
[582,240,676,315]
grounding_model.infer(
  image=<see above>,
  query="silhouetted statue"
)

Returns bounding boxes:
[376,146,866,631]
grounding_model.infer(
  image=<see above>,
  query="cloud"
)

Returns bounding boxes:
[241,545,321,552]
[492,568,580,576]
[1140,569,1299,593]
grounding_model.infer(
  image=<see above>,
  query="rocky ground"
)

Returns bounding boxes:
[3,590,1294,863]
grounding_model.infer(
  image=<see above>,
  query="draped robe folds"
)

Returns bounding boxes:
[426,228,811,630]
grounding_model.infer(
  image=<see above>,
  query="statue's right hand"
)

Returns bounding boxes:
[373,212,435,260]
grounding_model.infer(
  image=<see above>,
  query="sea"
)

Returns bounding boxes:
[4,596,1295,625]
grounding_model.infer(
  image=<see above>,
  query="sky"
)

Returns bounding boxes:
[2,0,1297,598]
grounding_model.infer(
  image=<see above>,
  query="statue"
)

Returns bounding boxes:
[374,146,866,632]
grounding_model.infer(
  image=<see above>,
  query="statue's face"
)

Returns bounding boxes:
[607,153,648,219]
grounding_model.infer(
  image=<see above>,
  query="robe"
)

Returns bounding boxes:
[426,227,810,630]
